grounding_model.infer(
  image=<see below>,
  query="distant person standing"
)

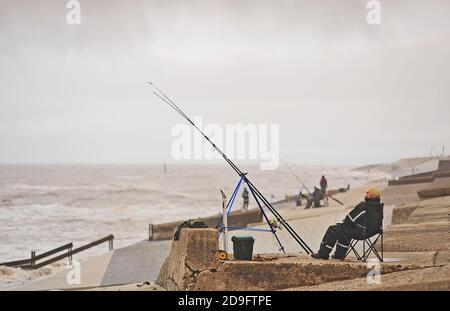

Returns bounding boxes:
[296,189,303,207]
[320,175,328,204]
[320,175,328,192]
[242,187,249,211]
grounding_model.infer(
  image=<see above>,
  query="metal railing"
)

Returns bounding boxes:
[0,235,114,270]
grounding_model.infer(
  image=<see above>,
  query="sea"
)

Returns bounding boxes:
[0,164,373,288]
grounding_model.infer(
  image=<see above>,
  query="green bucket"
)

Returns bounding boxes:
[232,235,255,260]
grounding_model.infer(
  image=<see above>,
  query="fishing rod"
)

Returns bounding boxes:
[149,82,313,254]
[280,157,312,195]
[150,84,285,253]
[327,193,344,205]
[281,158,343,206]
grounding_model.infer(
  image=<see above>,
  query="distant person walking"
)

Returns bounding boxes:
[320,175,328,204]
[242,187,249,211]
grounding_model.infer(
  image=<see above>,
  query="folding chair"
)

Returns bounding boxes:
[342,203,384,262]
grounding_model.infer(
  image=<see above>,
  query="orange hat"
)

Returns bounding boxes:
[365,188,381,199]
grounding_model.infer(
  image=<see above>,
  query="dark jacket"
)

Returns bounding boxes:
[343,198,383,238]
[320,177,327,191]
[242,189,249,201]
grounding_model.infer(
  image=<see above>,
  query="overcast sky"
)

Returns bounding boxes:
[0,0,449,166]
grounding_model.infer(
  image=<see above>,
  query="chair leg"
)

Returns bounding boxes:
[360,241,366,262]
[343,243,352,260]
[362,235,382,262]
[364,240,376,261]
[342,238,357,260]
[351,240,363,261]
[362,240,371,262]
[344,233,383,262]
[344,236,385,262]
[371,246,383,262]
[343,240,356,260]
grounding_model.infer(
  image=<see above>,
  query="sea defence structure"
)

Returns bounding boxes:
[156,228,415,291]
[388,159,450,186]
[388,176,435,186]
[148,189,350,242]
[149,209,263,241]
[386,159,450,201]
[417,184,450,199]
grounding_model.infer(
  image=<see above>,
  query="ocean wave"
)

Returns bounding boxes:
[0,199,13,206]
[114,176,146,180]
[6,184,74,191]
[162,193,188,200]
[0,266,16,277]
[6,183,136,192]
[0,263,65,290]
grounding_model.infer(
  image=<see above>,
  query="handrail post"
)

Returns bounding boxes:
[68,246,73,265]
[149,224,153,241]
[31,250,36,269]
[109,238,113,251]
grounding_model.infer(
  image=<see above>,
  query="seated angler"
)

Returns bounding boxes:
[311,188,383,260]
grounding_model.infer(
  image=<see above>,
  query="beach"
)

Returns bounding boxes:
[1,157,449,291]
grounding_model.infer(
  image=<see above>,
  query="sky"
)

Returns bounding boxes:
[0,0,449,166]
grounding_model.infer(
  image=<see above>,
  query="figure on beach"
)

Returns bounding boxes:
[312,187,324,207]
[320,175,328,204]
[242,187,249,211]
[311,188,383,260]
[304,187,325,209]
[296,189,303,207]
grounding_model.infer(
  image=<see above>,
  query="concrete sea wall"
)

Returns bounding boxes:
[156,228,414,291]
[150,209,263,241]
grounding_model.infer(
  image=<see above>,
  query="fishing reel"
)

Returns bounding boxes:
[269,219,283,230]
[217,250,228,260]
